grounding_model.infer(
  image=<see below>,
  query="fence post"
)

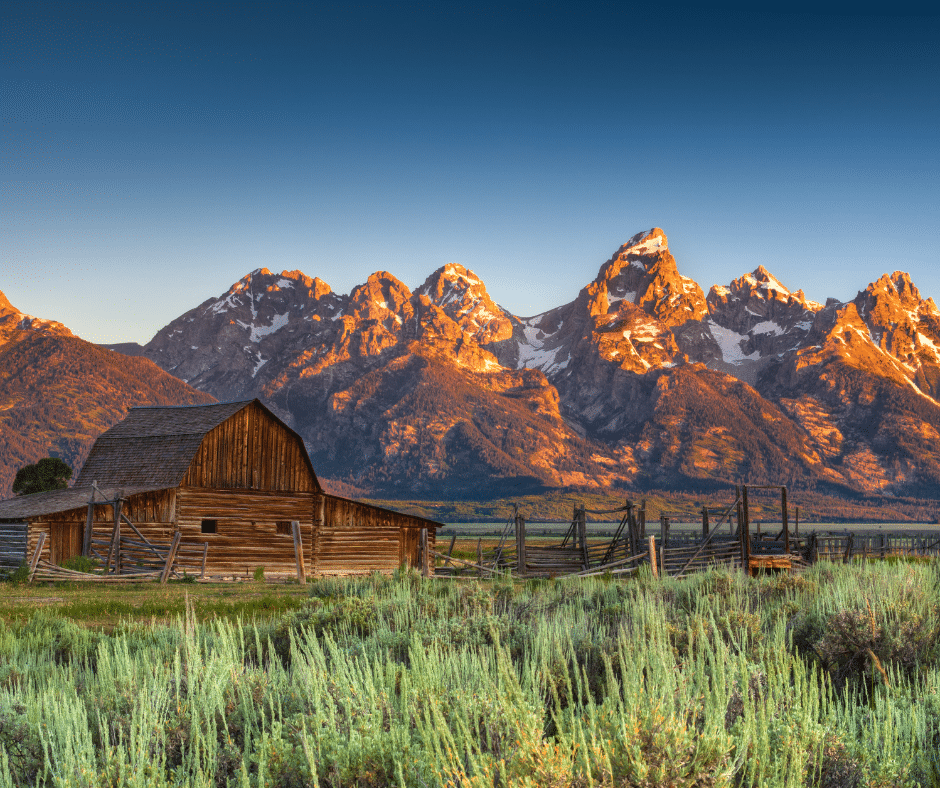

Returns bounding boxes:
[160,531,182,584]
[83,483,96,557]
[420,528,429,577]
[578,507,589,570]
[781,487,789,554]
[291,520,306,585]
[741,485,751,575]
[648,535,658,579]
[627,502,637,557]
[516,513,527,575]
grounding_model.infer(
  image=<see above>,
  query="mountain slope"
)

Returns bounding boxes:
[0,290,215,497]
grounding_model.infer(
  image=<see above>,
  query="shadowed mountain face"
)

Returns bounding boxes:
[11,227,940,502]
[0,290,215,497]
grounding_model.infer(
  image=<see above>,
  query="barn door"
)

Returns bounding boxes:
[49,522,81,566]
[400,528,419,568]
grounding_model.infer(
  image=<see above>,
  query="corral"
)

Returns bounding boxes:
[0,400,439,580]
[434,485,940,579]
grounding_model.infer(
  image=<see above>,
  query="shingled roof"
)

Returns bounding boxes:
[0,485,166,520]
[74,400,257,488]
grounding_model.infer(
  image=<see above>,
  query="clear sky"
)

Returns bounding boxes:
[2,4,938,344]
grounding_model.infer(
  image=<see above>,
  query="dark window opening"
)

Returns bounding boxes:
[275,521,292,536]
[201,519,218,534]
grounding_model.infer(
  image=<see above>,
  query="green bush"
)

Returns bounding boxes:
[60,554,99,573]
[5,562,30,584]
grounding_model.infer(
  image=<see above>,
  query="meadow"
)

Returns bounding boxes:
[0,561,938,787]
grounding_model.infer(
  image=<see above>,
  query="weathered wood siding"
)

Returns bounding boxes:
[27,522,52,565]
[176,487,314,577]
[181,402,318,492]
[26,490,179,566]
[313,495,436,576]
[0,523,28,569]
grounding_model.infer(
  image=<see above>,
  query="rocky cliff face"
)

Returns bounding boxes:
[124,232,940,499]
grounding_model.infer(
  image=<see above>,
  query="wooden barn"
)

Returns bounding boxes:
[0,400,439,579]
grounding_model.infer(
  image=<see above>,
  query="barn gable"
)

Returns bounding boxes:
[179,401,319,492]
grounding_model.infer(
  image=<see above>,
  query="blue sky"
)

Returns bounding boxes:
[2,4,938,344]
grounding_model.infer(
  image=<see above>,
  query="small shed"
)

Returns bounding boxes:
[0,400,439,578]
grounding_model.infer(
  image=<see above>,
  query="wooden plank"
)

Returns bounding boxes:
[420,528,429,577]
[160,531,182,583]
[516,514,526,574]
[82,484,96,556]
[431,550,512,577]
[291,520,306,584]
[648,535,658,579]
[27,532,46,582]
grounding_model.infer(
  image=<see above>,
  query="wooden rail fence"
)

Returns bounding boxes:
[434,485,940,581]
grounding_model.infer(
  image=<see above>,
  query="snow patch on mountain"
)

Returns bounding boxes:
[235,312,291,342]
[607,291,637,309]
[751,320,784,336]
[629,233,665,256]
[516,319,568,373]
[708,322,761,364]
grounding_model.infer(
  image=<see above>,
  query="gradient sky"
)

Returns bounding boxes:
[2,4,938,344]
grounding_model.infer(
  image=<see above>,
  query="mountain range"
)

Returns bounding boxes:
[4,228,940,505]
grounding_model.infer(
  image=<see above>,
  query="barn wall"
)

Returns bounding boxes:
[0,522,28,569]
[30,490,180,567]
[27,522,52,565]
[176,487,314,578]
[313,495,437,576]
[181,403,318,493]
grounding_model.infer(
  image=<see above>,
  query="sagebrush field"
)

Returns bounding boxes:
[1,561,939,786]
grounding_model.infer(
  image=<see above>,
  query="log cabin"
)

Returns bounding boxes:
[0,400,439,578]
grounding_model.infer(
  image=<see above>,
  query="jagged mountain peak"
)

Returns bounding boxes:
[349,271,412,311]
[619,228,668,256]
[868,271,921,307]
[416,263,513,345]
[583,229,706,328]
[417,263,487,302]
[0,289,15,314]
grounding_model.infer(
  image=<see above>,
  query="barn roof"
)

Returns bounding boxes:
[0,485,168,520]
[73,401,254,488]
[72,399,319,490]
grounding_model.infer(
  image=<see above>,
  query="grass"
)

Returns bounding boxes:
[0,580,309,629]
[0,562,939,786]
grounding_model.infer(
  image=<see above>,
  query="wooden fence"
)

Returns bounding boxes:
[435,484,940,581]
